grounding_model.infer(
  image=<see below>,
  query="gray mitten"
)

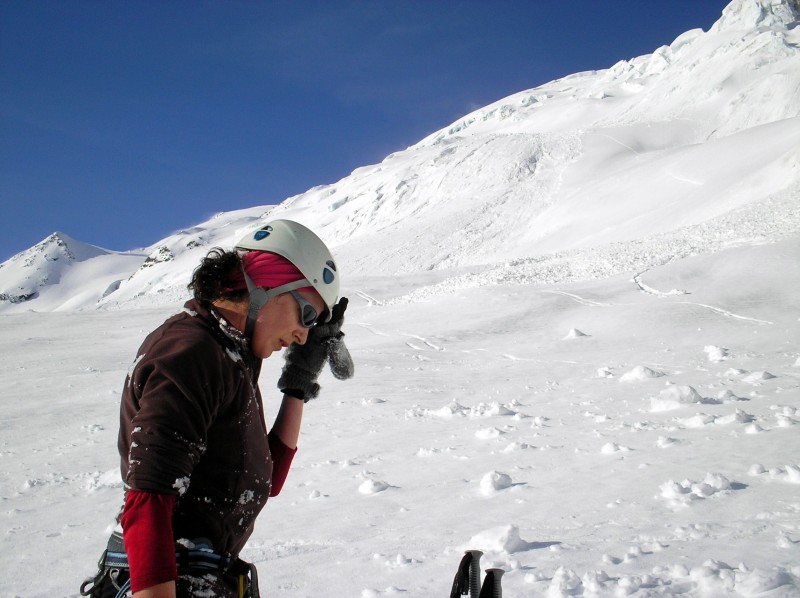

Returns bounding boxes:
[278,297,353,401]
[327,332,354,380]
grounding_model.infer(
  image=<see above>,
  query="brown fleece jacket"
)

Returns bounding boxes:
[118,299,295,556]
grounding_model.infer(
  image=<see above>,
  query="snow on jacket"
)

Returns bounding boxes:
[118,298,295,556]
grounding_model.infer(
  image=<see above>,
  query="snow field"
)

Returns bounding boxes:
[1,238,799,596]
[252,241,798,596]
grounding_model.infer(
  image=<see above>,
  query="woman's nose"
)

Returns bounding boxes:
[294,327,309,345]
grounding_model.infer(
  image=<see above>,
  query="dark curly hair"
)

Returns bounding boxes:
[188,248,248,304]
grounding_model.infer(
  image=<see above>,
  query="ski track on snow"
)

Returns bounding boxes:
[676,301,775,325]
[634,271,773,324]
[541,290,610,307]
[402,334,444,352]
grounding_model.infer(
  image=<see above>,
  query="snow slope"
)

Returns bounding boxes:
[1,0,799,312]
[1,0,799,596]
[1,237,798,597]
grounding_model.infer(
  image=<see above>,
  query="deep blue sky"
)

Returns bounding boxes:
[1,1,730,261]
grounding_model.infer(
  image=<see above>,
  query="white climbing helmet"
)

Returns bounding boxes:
[235,219,340,319]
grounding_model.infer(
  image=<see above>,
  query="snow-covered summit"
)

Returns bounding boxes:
[14,231,107,266]
[0,232,113,305]
[1,0,799,313]
[711,0,799,32]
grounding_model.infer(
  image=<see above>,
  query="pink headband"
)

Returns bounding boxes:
[229,251,314,293]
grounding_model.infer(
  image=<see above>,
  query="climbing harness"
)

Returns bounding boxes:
[80,532,260,598]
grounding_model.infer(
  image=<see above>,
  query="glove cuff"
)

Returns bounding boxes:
[278,364,321,402]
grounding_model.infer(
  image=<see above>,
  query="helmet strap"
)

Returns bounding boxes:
[241,266,310,340]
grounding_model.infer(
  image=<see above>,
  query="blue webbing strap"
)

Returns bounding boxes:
[104,547,230,572]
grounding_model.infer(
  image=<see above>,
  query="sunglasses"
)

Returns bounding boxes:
[288,290,320,328]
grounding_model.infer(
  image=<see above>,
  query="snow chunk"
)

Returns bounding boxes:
[657,436,679,448]
[361,397,386,405]
[548,567,583,595]
[659,473,733,508]
[502,441,532,453]
[650,384,703,411]
[772,405,799,427]
[86,469,123,492]
[751,464,800,484]
[530,416,548,428]
[416,447,441,457]
[704,345,729,362]
[601,442,631,455]
[126,354,145,387]
[724,368,748,377]
[475,427,503,440]
[563,328,589,339]
[682,413,718,428]
[480,471,513,494]
[718,389,745,402]
[359,479,390,494]
[620,365,665,382]
[743,371,777,384]
[784,465,800,484]
[715,409,755,425]
[173,477,190,496]
[408,399,517,420]
[467,524,531,554]
[734,568,798,596]
[432,400,468,418]
[744,423,764,434]
[475,402,516,417]
[595,367,614,378]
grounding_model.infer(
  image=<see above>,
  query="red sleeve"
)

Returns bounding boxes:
[121,490,178,593]
[268,431,298,497]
